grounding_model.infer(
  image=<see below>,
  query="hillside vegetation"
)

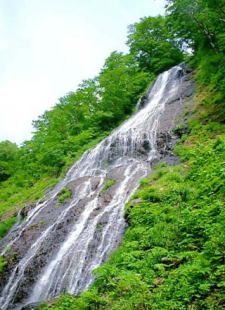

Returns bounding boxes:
[1,0,225,308]
[40,120,225,310]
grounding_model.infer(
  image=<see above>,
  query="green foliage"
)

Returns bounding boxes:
[97,52,151,126]
[0,141,19,182]
[0,256,7,273]
[0,177,58,240]
[127,16,184,73]
[166,0,225,120]
[101,179,116,193]
[166,0,225,53]
[0,217,16,239]
[58,189,72,204]
[194,52,225,120]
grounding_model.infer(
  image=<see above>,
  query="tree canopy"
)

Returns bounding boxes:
[127,16,184,73]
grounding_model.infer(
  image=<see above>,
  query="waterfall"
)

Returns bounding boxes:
[0,65,185,310]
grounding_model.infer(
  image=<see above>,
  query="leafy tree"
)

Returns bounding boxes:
[127,16,184,73]
[96,51,150,128]
[166,0,225,52]
[166,0,225,119]
[0,141,19,181]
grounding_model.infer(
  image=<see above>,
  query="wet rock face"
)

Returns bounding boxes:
[137,92,151,110]
[0,64,195,310]
[20,302,40,310]
[155,64,195,165]
[157,132,176,156]
[18,204,36,220]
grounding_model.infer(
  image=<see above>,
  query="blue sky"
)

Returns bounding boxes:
[0,0,165,144]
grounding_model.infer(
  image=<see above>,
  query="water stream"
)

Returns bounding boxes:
[0,65,184,309]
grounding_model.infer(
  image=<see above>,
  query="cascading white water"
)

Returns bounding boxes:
[0,65,184,310]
